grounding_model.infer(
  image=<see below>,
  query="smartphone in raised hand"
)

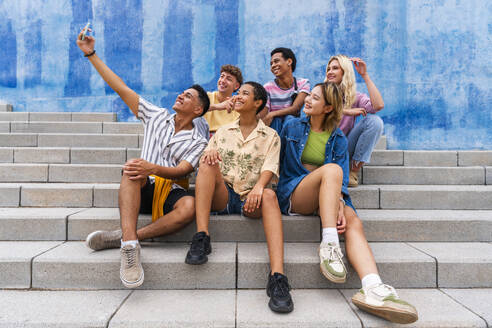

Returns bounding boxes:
[81,21,91,41]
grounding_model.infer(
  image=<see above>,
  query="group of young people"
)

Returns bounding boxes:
[77,29,417,324]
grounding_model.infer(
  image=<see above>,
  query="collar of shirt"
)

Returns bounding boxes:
[299,115,345,138]
[227,118,269,143]
[165,113,205,144]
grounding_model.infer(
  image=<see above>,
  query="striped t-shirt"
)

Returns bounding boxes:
[264,77,310,112]
[138,97,208,186]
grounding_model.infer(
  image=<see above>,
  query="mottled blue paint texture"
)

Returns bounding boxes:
[0,0,491,149]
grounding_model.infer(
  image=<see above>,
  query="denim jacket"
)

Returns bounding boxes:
[277,115,353,214]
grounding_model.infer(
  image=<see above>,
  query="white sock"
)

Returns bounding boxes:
[361,273,382,289]
[321,227,339,246]
[121,239,138,248]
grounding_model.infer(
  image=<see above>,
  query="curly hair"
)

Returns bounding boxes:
[220,64,243,89]
[325,54,356,108]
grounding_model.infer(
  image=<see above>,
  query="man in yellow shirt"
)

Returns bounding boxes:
[203,65,243,135]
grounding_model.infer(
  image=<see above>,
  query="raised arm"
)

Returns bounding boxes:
[351,58,384,111]
[76,30,139,116]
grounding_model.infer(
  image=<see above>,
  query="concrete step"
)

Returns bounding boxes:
[0,163,122,183]
[31,242,236,290]
[374,135,386,150]
[368,150,492,167]
[0,147,138,164]
[0,104,13,112]
[9,121,103,134]
[362,166,486,185]
[0,133,143,148]
[238,242,492,289]
[0,111,116,122]
[2,183,492,209]
[2,121,143,134]
[0,133,140,148]
[0,288,489,327]
[0,241,484,289]
[2,207,490,242]
[0,183,379,208]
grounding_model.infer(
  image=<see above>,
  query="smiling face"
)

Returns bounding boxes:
[270,52,292,77]
[172,88,202,115]
[234,84,261,114]
[303,85,333,117]
[217,71,239,95]
[325,59,344,84]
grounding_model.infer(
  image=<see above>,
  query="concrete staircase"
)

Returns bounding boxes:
[1,112,491,327]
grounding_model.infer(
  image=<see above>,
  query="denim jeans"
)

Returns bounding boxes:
[347,115,384,164]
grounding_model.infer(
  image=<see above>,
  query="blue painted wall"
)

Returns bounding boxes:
[0,0,490,150]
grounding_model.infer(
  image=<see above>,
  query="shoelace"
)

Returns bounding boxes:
[320,244,344,262]
[272,275,290,297]
[372,283,399,298]
[122,247,136,268]
[191,236,206,253]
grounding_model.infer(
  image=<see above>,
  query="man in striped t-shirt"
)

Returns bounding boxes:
[77,32,209,289]
[259,47,310,134]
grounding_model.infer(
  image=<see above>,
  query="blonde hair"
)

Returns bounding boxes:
[314,82,344,133]
[325,54,356,108]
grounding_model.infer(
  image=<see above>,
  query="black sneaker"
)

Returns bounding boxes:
[185,231,212,265]
[266,272,294,313]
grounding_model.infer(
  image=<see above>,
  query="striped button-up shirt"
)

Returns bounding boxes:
[138,97,208,187]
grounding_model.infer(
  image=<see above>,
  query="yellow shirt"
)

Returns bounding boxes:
[203,91,240,132]
[205,119,280,200]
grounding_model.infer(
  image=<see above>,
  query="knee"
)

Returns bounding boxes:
[321,163,343,182]
[175,196,195,220]
[365,115,384,134]
[262,188,278,203]
[198,161,220,174]
[346,213,364,233]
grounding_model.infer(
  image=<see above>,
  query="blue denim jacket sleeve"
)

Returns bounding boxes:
[330,129,350,197]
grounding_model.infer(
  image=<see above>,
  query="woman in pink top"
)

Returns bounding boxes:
[325,55,384,187]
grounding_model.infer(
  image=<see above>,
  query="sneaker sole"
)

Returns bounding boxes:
[320,264,346,284]
[268,299,294,313]
[351,293,418,324]
[121,271,144,289]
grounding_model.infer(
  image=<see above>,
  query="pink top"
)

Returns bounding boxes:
[339,92,381,135]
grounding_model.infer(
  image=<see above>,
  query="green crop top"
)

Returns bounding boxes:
[301,129,331,166]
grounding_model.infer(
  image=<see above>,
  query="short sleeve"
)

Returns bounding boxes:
[355,92,376,114]
[263,83,271,111]
[181,140,208,169]
[138,97,171,124]
[298,78,311,94]
[261,133,281,180]
[193,116,210,140]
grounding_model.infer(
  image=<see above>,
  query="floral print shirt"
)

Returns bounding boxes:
[205,119,281,200]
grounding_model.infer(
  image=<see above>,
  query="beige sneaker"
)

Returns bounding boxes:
[351,283,418,324]
[348,170,359,187]
[120,244,144,288]
[318,242,347,283]
[85,230,121,251]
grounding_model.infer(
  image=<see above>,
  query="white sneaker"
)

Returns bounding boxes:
[120,244,144,288]
[318,242,346,283]
[351,283,418,324]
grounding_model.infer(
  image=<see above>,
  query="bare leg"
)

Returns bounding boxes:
[119,173,147,241]
[291,163,343,228]
[136,196,195,240]
[343,206,379,279]
[195,162,229,235]
[244,189,284,274]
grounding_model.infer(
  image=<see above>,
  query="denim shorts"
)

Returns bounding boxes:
[215,183,246,215]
